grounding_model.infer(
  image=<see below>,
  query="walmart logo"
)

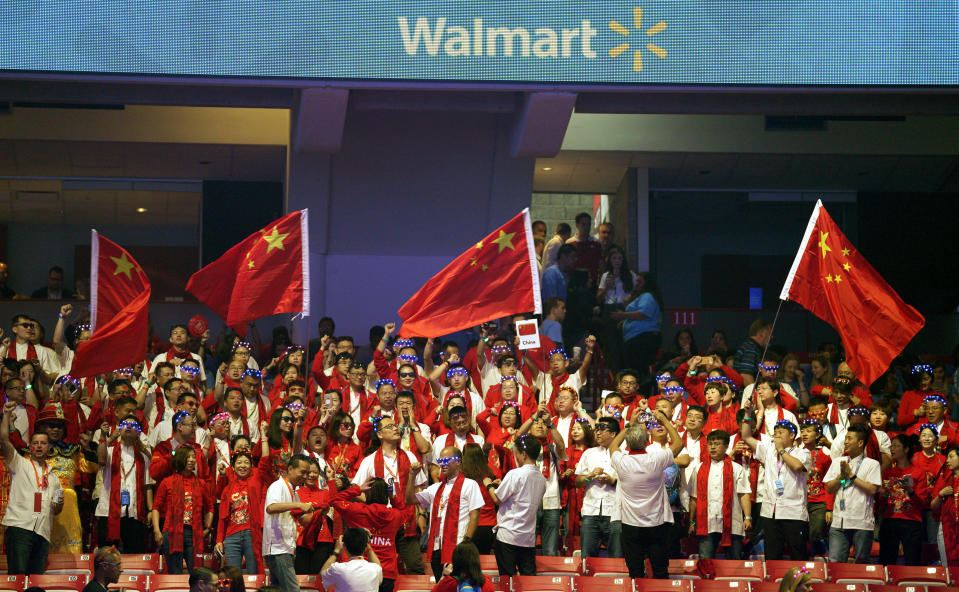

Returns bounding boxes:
[397,6,667,74]
[609,7,667,71]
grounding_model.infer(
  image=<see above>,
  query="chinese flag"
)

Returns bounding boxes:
[780,200,924,386]
[71,232,151,377]
[186,209,309,335]
[398,209,541,337]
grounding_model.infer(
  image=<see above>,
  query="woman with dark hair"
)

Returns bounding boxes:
[913,424,945,545]
[663,328,699,368]
[217,565,247,592]
[431,540,494,592]
[611,271,662,382]
[151,447,214,574]
[878,434,924,565]
[705,330,729,359]
[597,246,637,372]
[899,364,940,430]
[214,439,274,574]
[325,411,363,480]
[931,446,959,565]
[459,443,497,555]
[476,394,523,477]
[333,477,410,592]
[562,417,595,540]
[263,407,303,480]
[295,457,355,575]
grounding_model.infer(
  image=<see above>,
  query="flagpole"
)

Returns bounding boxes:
[759,299,785,365]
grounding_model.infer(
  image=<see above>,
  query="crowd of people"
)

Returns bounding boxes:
[0,213,956,592]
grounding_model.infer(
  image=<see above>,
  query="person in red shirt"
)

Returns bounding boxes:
[213,448,273,574]
[799,419,833,557]
[702,382,737,436]
[930,446,959,566]
[151,446,214,574]
[900,364,939,429]
[912,423,946,545]
[907,394,959,449]
[326,412,363,480]
[878,434,925,565]
[562,417,595,539]
[295,457,355,575]
[333,477,409,590]
[476,401,522,478]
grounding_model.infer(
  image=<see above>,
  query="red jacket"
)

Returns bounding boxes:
[333,486,410,579]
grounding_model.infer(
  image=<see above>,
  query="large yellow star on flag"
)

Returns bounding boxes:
[818,231,832,259]
[491,230,517,253]
[263,226,290,253]
[111,252,137,280]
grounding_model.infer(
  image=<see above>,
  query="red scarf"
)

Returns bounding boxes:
[165,347,191,361]
[758,406,785,434]
[108,442,146,540]
[429,473,466,563]
[829,404,849,427]
[443,390,475,418]
[241,394,269,426]
[373,447,411,502]
[166,473,203,554]
[685,431,708,462]
[730,434,760,503]
[444,432,479,451]
[5,341,37,361]
[696,457,734,546]
[152,387,166,428]
[865,429,881,463]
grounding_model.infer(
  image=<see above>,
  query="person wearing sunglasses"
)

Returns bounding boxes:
[408,445,484,582]
[83,546,123,592]
[263,407,304,481]
[2,314,61,383]
[149,392,209,450]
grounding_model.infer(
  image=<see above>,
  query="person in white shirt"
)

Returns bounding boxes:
[2,314,61,382]
[430,406,485,473]
[320,529,383,592]
[408,445,484,581]
[263,455,316,592]
[541,223,572,270]
[575,417,622,558]
[150,324,207,382]
[609,408,684,579]
[95,413,153,552]
[824,424,882,563]
[739,416,812,560]
[686,429,751,559]
[149,392,210,449]
[515,405,569,556]
[0,398,64,575]
[751,377,798,437]
[483,434,548,576]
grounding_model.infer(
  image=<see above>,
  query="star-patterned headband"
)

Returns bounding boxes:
[284,344,303,356]
[919,423,939,437]
[500,374,518,384]
[548,348,567,360]
[393,338,415,350]
[232,340,252,353]
[397,354,419,364]
[76,324,91,333]
[375,378,396,390]
[800,419,821,431]
[55,375,80,386]
[242,369,262,379]
[447,367,470,379]
[924,394,947,406]
[912,364,934,375]
[210,412,230,425]
[848,406,870,417]
[775,419,798,434]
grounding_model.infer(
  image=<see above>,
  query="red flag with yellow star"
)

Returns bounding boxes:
[71,231,152,377]
[186,209,309,335]
[780,200,924,386]
[398,209,541,337]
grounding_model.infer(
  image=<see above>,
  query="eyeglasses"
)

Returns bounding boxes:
[398,372,415,378]
[620,380,638,386]
[340,423,354,430]
[280,416,294,423]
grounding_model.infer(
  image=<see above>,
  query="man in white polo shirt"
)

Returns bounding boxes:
[263,455,316,592]
[0,399,64,574]
[609,408,683,579]
[320,529,383,592]
[824,424,882,563]
[483,434,548,576]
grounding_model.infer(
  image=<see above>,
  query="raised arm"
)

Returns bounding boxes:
[0,401,19,465]
[654,408,684,457]
[576,335,597,381]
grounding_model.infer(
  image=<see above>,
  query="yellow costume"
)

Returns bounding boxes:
[45,442,97,553]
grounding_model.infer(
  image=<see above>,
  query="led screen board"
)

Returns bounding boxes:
[1,1,956,86]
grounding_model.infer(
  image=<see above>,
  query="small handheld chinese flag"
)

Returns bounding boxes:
[780,200,924,386]
[398,209,541,337]
[71,232,151,377]
[186,209,309,335]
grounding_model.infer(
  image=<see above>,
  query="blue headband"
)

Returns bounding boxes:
[775,419,798,434]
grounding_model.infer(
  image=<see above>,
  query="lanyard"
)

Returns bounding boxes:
[283,478,295,501]
[29,458,48,489]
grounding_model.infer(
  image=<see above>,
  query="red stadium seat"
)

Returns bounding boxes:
[148,574,192,592]
[868,586,929,592]
[827,563,886,585]
[692,581,751,592]
[668,559,702,580]
[510,575,573,592]
[119,554,161,575]
[633,580,693,592]
[45,553,94,575]
[239,574,268,588]
[751,583,780,592]
[810,585,868,592]
[481,554,500,576]
[573,576,632,592]
[297,574,323,592]
[0,556,8,575]
[25,574,87,592]
[194,553,219,570]
[487,575,510,592]
[394,574,436,592]
[535,557,582,576]
[710,559,764,582]
[887,565,950,587]
[583,557,629,577]
[765,560,827,583]
[0,575,24,592]
[108,574,149,592]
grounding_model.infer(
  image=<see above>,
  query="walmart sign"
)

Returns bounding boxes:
[0,1,956,86]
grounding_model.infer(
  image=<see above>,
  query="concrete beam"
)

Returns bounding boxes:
[291,88,350,154]
[509,92,577,158]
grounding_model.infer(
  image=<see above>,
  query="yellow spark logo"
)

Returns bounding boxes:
[609,7,667,72]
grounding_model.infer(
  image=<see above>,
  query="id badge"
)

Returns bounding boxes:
[34,492,42,512]
[839,498,846,511]
[774,479,784,496]
[120,490,131,506]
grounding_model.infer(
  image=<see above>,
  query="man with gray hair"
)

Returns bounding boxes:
[609,408,683,579]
